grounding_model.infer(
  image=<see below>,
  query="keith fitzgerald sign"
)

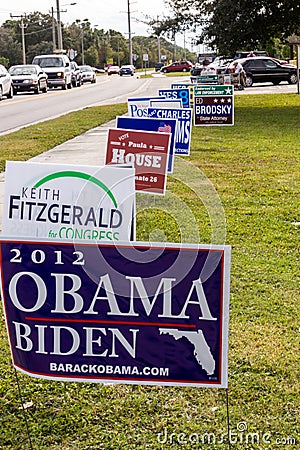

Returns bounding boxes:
[3,162,135,242]
[0,240,230,388]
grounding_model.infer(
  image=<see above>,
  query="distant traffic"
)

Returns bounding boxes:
[1,50,298,102]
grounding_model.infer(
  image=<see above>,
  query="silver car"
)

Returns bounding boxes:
[79,65,96,83]
[9,64,48,94]
[0,64,13,100]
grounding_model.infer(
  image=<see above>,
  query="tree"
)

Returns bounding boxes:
[22,12,53,49]
[166,0,300,55]
[0,10,192,68]
[0,27,22,66]
[84,45,98,66]
[1,13,55,64]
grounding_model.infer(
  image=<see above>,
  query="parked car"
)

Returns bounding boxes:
[92,67,105,73]
[154,62,164,72]
[208,57,233,74]
[272,57,293,66]
[32,54,72,90]
[107,65,120,75]
[160,60,192,73]
[119,65,134,76]
[234,51,269,59]
[0,64,13,100]
[8,64,48,94]
[79,65,96,83]
[70,61,82,87]
[229,57,298,86]
[190,63,202,78]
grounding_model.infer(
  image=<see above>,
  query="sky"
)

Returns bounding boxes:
[0,0,196,50]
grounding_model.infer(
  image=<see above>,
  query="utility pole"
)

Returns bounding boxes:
[10,14,27,64]
[56,0,63,51]
[156,16,161,62]
[54,2,77,52]
[81,30,85,64]
[80,19,89,65]
[127,0,133,65]
[51,7,57,52]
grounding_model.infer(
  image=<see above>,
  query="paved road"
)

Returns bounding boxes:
[0,74,173,135]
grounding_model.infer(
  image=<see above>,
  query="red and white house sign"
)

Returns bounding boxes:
[105,128,171,195]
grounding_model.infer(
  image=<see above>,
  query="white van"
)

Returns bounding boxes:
[32,54,72,90]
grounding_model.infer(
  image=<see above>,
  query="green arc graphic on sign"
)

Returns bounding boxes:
[34,171,118,208]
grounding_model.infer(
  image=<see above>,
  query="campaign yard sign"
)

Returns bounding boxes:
[116,116,177,173]
[158,88,190,108]
[0,239,231,388]
[105,128,170,195]
[171,83,194,107]
[195,75,219,84]
[2,162,136,242]
[149,99,183,109]
[194,85,234,126]
[148,107,193,156]
[127,97,165,117]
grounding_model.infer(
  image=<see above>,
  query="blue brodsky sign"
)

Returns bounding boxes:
[148,107,193,156]
[0,239,231,388]
[116,116,177,173]
[158,89,190,108]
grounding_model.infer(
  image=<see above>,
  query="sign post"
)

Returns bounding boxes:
[143,53,148,76]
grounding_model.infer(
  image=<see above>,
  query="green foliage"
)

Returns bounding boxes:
[23,12,54,48]
[0,27,22,66]
[0,56,9,67]
[0,13,193,69]
[0,94,299,449]
[166,0,300,56]
[84,45,98,66]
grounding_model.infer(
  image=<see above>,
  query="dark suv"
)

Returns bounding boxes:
[235,57,298,86]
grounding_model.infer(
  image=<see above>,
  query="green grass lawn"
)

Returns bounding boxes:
[0,94,299,449]
[0,103,128,172]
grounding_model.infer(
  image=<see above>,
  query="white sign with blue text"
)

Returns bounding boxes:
[127,97,165,117]
[2,161,136,242]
